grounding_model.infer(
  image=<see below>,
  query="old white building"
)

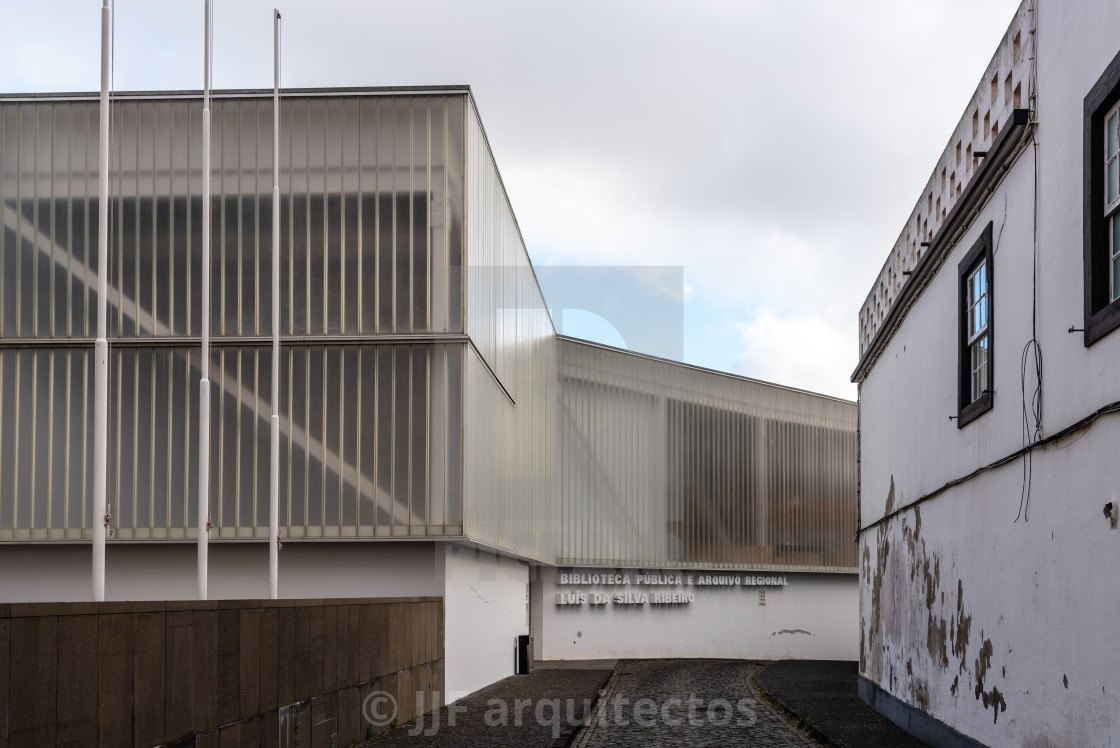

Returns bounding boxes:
[854,1,1120,745]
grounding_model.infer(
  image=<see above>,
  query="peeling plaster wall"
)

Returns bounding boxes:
[537,567,856,661]
[858,2,1120,745]
[442,544,529,700]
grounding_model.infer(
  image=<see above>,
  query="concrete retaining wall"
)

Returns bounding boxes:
[0,597,443,747]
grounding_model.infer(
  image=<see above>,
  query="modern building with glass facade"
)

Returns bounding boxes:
[0,86,857,699]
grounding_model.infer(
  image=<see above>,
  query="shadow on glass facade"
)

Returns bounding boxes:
[559,338,857,571]
[0,88,855,572]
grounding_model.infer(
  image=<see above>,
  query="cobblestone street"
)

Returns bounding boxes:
[573,660,819,748]
[367,659,926,747]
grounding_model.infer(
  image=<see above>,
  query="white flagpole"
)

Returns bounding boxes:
[269,8,282,600]
[198,0,212,601]
[92,0,112,602]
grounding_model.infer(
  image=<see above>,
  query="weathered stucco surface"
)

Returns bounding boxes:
[857,2,1120,745]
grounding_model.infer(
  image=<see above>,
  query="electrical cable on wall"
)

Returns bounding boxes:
[1016,0,1043,524]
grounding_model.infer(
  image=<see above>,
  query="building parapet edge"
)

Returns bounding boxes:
[857,0,1034,361]
[852,110,1031,383]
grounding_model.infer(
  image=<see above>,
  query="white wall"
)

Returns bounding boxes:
[0,541,444,602]
[537,567,857,661]
[442,544,530,700]
[858,2,1120,745]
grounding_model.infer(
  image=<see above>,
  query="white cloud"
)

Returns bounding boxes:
[734,310,856,401]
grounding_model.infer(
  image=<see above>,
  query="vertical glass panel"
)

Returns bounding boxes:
[154,102,173,337]
[428,344,446,528]
[395,100,412,333]
[239,100,259,338]
[429,97,447,333]
[17,104,34,339]
[151,351,170,530]
[341,346,359,528]
[12,351,32,529]
[255,348,273,530]
[62,351,80,530]
[219,348,238,530]
[113,348,134,530]
[115,102,137,338]
[134,347,154,531]
[238,347,259,531]
[411,345,428,528]
[258,100,274,340]
[51,104,70,340]
[2,105,20,339]
[446,95,464,333]
[393,345,411,532]
[171,102,190,337]
[325,98,343,335]
[323,346,341,530]
[376,99,395,332]
[342,98,360,335]
[376,346,394,529]
[322,100,342,335]
[220,100,240,337]
[288,345,307,528]
[306,345,324,528]
[29,350,49,529]
[175,348,197,531]
[1108,112,1119,158]
[35,107,52,340]
[412,98,429,332]
[307,99,326,336]
[358,346,377,529]
[359,99,378,334]
[136,101,155,338]
[187,103,203,338]
[445,343,462,527]
[289,97,309,336]
[47,351,66,530]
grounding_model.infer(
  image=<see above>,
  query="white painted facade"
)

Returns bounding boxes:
[442,544,530,700]
[534,567,856,662]
[855,2,1120,745]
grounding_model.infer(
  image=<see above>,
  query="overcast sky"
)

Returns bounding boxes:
[1,0,1024,399]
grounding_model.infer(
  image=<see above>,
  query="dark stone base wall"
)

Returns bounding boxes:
[858,674,984,748]
[0,597,444,747]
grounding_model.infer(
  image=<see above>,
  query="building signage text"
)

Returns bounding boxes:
[554,570,788,607]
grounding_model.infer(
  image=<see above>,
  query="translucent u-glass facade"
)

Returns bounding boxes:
[0,87,856,571]
[0,89,474,543]
[558,338,858,571]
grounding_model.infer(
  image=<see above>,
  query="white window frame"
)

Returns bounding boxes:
[1106,101,1120,302]
[966,261,990,403]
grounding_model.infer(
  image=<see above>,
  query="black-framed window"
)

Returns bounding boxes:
[1083,47,1120,345]
[958,223,994,427]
